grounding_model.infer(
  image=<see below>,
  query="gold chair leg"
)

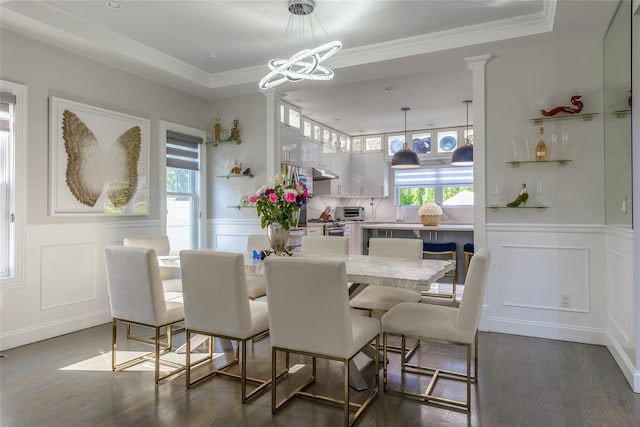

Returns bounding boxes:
[384,332,476,412]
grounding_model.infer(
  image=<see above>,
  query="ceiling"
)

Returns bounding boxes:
[0,0,617,135]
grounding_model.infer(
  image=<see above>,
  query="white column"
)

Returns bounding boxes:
[464,54,492,251]
[465,54,492,332]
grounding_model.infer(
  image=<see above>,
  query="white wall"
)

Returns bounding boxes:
[0,29,208,350]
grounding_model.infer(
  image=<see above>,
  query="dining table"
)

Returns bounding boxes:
[158,251,455,390]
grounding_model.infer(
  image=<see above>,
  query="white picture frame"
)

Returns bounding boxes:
[49,97,150,215]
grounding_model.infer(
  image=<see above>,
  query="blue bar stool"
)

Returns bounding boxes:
[422,242,457,300]
[463,243,474,273]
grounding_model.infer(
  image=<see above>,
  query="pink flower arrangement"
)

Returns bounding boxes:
[250,174,309,230]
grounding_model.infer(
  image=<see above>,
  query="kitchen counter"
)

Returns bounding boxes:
[361,222,473,231]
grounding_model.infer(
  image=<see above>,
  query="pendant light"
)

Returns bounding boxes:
[451,100,473,166]
[391,107,420,169]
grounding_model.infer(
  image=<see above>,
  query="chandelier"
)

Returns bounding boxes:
[259,0,342,90]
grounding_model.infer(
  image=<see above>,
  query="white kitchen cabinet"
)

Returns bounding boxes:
[363,151,388,197]
[349,151,388,197]
[280,124,302,167]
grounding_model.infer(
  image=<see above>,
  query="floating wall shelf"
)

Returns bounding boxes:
[613,109,631,118]
[207,139,242,146]
[529,112,598,125]
[488,205,548,212]
[506,159,572,167]
[216,173,254,179]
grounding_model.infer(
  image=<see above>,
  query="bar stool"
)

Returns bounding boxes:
[422,242,457,300]
[464,243,474,273]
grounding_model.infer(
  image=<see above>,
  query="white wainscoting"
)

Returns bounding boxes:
[484,224,607,345]
[40,242,98,310]
[0,220,163,351]
[604,226,637,392]
[208,218,265,252]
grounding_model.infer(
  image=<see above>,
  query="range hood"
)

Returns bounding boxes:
[312,167,339,180]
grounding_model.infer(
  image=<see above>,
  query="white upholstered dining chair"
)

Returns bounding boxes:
[104,246,185,383]
[123,236,182,293]
[380,248,490,411]
[264,257,380,427]
[301,235,349,255]
[179,250,277,403]
[349,238,423,314]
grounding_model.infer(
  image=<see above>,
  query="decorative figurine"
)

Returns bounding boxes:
[231,161,242,175]
[228,118,240,142]
[507,184,529,207]
[214,116,221,143]
[540,95,584,117]
[242,167,252,177]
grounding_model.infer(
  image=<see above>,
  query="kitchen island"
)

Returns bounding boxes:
[360,222,474,283]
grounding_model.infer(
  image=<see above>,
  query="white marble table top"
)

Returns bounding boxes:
[160,253,454,291]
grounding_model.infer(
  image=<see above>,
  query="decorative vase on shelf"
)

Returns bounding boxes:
[266,222,290,255]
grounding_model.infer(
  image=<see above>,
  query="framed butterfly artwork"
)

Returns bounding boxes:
[49,97,150,215]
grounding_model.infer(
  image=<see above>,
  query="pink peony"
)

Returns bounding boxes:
[301,189,308,197]
[284,191,296,203]
[248,195,257,204]
[268,193,278,203]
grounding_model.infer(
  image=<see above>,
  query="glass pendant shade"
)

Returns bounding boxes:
[391,107,420,169]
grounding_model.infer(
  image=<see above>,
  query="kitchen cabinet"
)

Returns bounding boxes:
[280,124,302,167]
[349,151,389,197]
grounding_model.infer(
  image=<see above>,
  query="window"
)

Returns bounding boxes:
[0,81,25,286]
[165,128,205,251]
[364,136,382,151]
[396,166,473,207]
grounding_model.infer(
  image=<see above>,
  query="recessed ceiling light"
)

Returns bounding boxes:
[106,1,123,9]
[207,52,217,58]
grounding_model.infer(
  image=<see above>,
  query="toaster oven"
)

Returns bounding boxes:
[335,206,365,221]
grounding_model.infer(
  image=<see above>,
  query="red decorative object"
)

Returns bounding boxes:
[540,95,584,117]
[629,90,632,108]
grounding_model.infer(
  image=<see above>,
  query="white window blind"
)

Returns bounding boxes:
[166,130,201,171]
[395,166,473,186]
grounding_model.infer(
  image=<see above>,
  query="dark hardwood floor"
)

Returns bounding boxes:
[1,322,638,427]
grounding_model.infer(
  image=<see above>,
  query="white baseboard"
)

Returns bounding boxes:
[606,332,640,393]
[489,316,606,345]
[0,309,111,351]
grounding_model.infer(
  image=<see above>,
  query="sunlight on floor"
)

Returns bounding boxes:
[60,351,222,372]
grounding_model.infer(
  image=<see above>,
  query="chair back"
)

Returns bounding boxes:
[369,237,422,260]
[301,235,349,255]
[264,257,353,358]
[179,250,253,337]
[104,246,171,325]
[247,234,270,252]
[455,248,490,335]
[124,236,173,280]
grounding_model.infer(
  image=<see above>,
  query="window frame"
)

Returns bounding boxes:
[0,81,26,288]
[395,165,474,207]
[160,121,207,250]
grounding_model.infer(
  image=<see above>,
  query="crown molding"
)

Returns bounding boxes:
[1,0,556,93]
